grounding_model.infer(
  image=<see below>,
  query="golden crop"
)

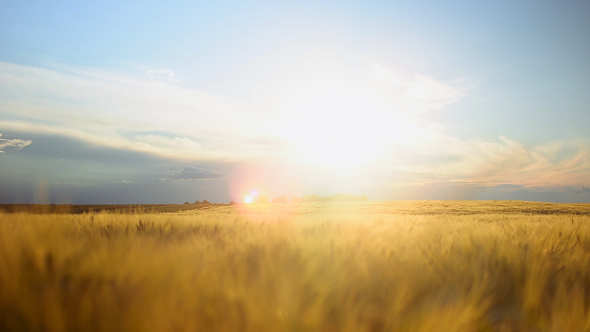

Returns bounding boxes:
[1,201,590,332]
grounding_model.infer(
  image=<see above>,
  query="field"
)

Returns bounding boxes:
[1,201,590,332]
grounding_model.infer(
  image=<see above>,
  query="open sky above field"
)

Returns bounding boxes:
[1,0,590,203]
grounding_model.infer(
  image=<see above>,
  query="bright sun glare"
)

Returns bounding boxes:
[244,195,253,204]
[273,78,390,170]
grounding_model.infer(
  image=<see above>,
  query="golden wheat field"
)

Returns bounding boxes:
[2,201,590,332]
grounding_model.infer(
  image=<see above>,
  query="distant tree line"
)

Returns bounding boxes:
[185,194,368,205]
[184,200,211,205]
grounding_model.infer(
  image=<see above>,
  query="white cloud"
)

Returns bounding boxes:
[0,61,469,163]
[367,62,470,113]
[0,62,275,161]
[1,61,588,191]
[388,136,590,188]
[144,70,179,82]
[133,134,203,150]
[51,181,97,186]
[0,133,32,152]
[163,166,227,181]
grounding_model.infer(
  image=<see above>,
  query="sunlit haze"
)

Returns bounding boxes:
[1,1,589,203]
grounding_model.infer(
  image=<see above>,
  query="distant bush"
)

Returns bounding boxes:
[194,200,202,204]
[272,196,288,203]
[257,196,268,203]
[202,200,211,204]
[229,201,237,205]
[304,195,321,202]
[183,202,190,205]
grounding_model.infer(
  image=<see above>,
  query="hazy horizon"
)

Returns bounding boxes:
[1,0,590,204]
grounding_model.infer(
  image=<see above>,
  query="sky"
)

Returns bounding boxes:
[1,0,589,204]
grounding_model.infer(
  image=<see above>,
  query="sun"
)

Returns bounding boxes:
[244,195,253,204]
[271,79,388,170]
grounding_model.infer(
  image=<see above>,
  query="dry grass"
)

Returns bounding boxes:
[1,201,590,332]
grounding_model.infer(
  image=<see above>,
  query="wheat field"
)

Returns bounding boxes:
[1,201,590,332]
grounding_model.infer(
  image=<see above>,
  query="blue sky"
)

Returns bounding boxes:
[1,0,589,203]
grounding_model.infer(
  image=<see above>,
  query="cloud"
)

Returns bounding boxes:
[1,61,588,196]
[0,61,468,162]
[0,133,32,152]
[367,63,470,113]
[459,138,590,186]
[144,70,179,82]
[51,181,97,186]
[408,75,465,110]
[132,134,202,150]
[0,62,274,161]
[387,136,590,189]
[163,166,227,181]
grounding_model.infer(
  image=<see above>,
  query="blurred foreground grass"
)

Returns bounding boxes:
[1,201,590,332]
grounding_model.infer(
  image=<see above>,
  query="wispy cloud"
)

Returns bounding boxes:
[367,63,470,113]
[51,181,97,186]
[0,133,32,152]
[1,61,588,193]
[144,70,179,82]
[163,166,227,181]
[389,136,590,188]
[454,138,590,186]
[0,62,274,161]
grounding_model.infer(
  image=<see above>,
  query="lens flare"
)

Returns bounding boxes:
[229,164,303,222]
